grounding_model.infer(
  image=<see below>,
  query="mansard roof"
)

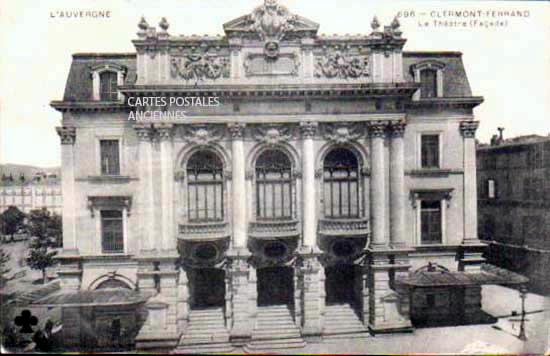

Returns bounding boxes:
[62,53,137,102]
[60,51,474,102]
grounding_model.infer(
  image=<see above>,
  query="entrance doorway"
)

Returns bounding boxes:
[190,268,225,309]
[257,267,294,306]
[325,264,356,305]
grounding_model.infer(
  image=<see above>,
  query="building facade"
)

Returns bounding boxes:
[0,177,62,215]
[478,134,550,295]
[51,1,488,351]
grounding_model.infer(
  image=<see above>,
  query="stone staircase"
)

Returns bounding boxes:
[322,303,369,339]
[244,304,306,352]
[176,307,234,354]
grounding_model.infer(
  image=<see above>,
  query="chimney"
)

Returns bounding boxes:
[497,127,505,143]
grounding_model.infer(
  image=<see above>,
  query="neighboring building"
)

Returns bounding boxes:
[477,132,550,294]
[0,174,62,215]
[49,1,515,351]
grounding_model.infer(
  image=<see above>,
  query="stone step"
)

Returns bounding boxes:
[253,329,301,337]
[257,320,297,327]
[176,342,234,354]
[244,338,307,352]
[180,335,230,344]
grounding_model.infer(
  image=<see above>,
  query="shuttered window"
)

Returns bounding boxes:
[256,150,293,220]
[100,140,120,175]
[101,210,123,253]
[420,200,442,244]
[187,151,224,222]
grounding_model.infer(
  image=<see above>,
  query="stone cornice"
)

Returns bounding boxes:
[407,96,484,109]
[50,101,130,113]
[119,82,420,98]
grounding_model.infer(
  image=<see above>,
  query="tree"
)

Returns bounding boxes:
[25,209,59,284]
[0,206,26,243]
[0,248,10,287]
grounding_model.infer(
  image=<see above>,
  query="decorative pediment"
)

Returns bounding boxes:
[314,48,369,79]
[223,1,319,41]
[87,196,132,218]
[410,188,454,208]
[170,52,230,81]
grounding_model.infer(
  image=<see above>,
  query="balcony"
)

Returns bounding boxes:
[248,220,300,240]
[178,221,230,242]
[318,218,369,238]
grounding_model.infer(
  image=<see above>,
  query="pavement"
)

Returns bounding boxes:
[229,285,550,354]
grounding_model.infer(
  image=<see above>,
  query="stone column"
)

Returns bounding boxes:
[135,124,155,253]
[459,121,484,272]
[228,123,247,249]
[56,126,78,255]
[460,121,480,244]
[368,121,388,249]
[300,121,318,248]
[157,123,176,252]
[389,121,407,248]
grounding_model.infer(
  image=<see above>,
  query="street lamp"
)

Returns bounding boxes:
[518,284,528,341]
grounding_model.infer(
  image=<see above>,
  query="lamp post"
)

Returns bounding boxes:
[518,284,527,341]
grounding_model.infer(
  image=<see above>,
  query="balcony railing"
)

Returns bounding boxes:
[178,221,229,241]
[248,220,300,240]
[318,218,369,237]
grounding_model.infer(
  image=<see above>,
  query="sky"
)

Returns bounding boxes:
[0,0,548,168]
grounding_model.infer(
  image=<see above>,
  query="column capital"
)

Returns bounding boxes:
[56,126,76,145]
[227,122,246,139]
[367,121,389,138]
[389,121,407,138]
[459,120,479,138]
[134,124,155,142]
[155,123,174,141]
[300,121,318,139]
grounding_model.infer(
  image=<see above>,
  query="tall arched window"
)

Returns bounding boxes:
[255,150,293,220]
[186,151,224,222]
[99,71,119,101]
[323,148,360,218]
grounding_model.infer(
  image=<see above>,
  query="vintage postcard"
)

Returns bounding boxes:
[0,0,548,354]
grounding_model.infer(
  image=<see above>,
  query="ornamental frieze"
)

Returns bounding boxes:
[314,49,369,79]
[322,123,364,143]
[251,124,294,145]
[170,53,230,81]
[177,125,224,145]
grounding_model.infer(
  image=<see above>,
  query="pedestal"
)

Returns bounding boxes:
[298,247,323,341]
[227,249,253,345]
[367,250,413,334]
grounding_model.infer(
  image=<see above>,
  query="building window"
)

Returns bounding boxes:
[99,71,119,101]
[100,140,120,175]
[186,150,224,222]
[323,148,360,218]
[255,150,293,220]
[487,179,497,199]
[420,69,437,98]
[524,177,543,200]
[521,216,541,246]
[527,144,543,169]
[101,210,124,253]
[420,200,442,244]
[421,134,440,168]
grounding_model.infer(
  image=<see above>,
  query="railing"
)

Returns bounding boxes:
[318,218,369,237]
[179,221,229,240]
[248,220,300,239]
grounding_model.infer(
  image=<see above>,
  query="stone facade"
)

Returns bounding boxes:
[0,180,62,215]
[477,134,550,294]
[51,1,485,350]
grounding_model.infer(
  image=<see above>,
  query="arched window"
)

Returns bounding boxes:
[99,71,119,101]
[255,150,293,220]
[323,148,360,218]
[420,68,437,98]
[186,151,224,222]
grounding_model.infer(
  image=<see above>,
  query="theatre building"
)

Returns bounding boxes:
[49,1,513,352]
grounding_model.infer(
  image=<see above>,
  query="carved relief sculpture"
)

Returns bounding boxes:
[314,49,369,79]
[170,53,230,81]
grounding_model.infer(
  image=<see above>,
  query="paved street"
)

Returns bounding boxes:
[230,285,550,354]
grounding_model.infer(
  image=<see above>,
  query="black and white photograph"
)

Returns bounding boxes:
[0,0,549,353]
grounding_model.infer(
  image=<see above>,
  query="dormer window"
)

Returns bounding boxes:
[420,69,437,98]
[100,71,119,101]
[90,63,127,101]
[411,60,445,100]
